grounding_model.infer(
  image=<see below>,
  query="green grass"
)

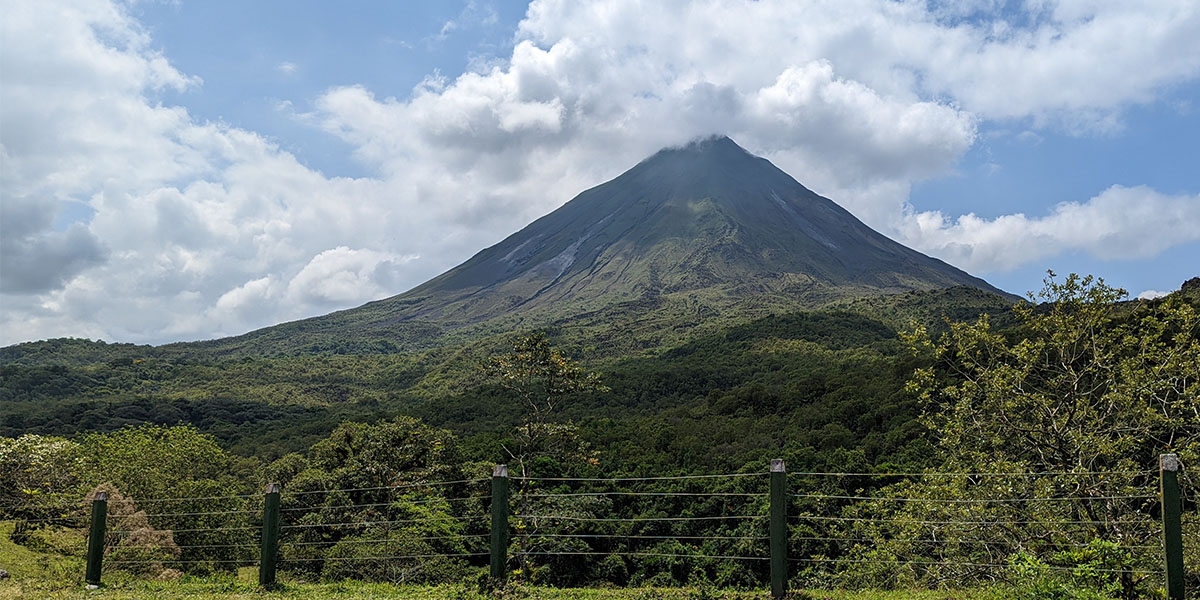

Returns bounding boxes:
[0,522,1014,600]
[0,521,85,599]
[0,576,1016,600]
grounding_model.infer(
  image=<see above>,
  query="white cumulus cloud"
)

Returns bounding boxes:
[2,0,1199,345]
[286,247,417,307]
[900,186,1200,273]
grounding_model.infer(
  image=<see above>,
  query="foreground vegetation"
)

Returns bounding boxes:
[0,587,1039,600]
[0,577,1031,600]
[0,523,1039,598]
[0,525,1092,600]
[1,275,1197,598]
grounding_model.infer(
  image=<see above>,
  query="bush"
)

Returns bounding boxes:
[1007,540,1145,600]
[320,530,469,584]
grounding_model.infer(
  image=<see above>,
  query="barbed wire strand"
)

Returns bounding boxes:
[791,493,1156,504]
[521,533,768,542]
[526,491,763,498]
[281,515,485,530]
[280,495,484,513]
[284,534,491,547]
[777,535,1161,550]
[515,514,762,523]
[115,543,258,550]
[792,492,1156,501]
[787,470,1152,478]
[108,525,258,535]
[130,508,262,518]
[279,552,487,562]
[129,492,259,504]
[516,551,768,561]
[0,515,85,525]
[791,515,1159,526]
[284,478,488,497]
[786,556,1163,575]
[516,472,765,483]
[106,558,250,565]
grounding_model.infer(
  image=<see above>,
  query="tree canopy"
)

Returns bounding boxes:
[908,272,1200,475]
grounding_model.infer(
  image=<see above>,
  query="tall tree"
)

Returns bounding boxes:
[482,332,609,582]
[482,332,607,478]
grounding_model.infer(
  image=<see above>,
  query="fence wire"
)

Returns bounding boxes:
[17,465,1186,590]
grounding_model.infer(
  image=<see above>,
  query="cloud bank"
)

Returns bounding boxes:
[2,0,1199,345]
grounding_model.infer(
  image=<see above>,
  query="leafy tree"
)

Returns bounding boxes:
[76,425,254,572]
[482,332,607,479]
[0,434,84,551]
[908,272,1199,479]
[867,273,1200,594]
[76,424,238,502]
[0,434,81,522]
[481,333,609,582]
[263,417,475,583]
[304,416,461,488]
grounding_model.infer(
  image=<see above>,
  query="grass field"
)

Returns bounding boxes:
[0,558,1017,600]
[0,522,1035,600]
[0,577,1016,600]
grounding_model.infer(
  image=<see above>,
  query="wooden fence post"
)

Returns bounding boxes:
[84,491,108,586]
[770,458,787,598]
[1161,454,1185,600]
[490,464,510,581]
[259,483,281,588]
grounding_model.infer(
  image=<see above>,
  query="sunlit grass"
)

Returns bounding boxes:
[0,564,1016,600]
[1,577,1017,600]
[0,521,1013,600]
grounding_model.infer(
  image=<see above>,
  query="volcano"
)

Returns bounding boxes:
[179,136,1011,356]
[373,136,1006,323]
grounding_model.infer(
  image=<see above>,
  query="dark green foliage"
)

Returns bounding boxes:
[0,365,98,401]
[1008,541,1142,600]
[262,418,484,584]
[839,273,1200,594]
[319,530,470,584]
[304,416,462,487]
[0,338,153,368]
[1,289,972,474]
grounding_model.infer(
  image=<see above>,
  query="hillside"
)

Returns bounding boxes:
[0,285,1017,460]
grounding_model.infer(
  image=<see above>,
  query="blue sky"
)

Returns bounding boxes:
[131,0,531,179]
[2,0,1198,345]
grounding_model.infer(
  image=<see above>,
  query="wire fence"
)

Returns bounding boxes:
[820,475,1180,595]
[269,476,491,584]
[2,460,1191,594]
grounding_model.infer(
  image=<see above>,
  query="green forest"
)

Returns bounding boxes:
[2,275,1198,598]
